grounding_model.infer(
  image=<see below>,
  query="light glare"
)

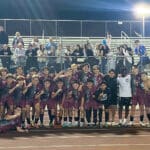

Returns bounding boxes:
[134,3,150,17]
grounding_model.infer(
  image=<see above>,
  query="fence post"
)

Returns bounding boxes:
[80,20,83,37]
[30,19,32,36]
[4,19,6,32]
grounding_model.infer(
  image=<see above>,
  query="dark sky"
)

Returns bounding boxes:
[0,0,150,20]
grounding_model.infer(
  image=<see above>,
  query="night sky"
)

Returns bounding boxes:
[0,0,150,20]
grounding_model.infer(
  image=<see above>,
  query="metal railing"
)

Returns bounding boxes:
[1,19,150,37]
[0,55,149,74]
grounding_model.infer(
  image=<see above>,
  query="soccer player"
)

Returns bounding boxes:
[82,79,97,127]
[95,82,111,127]
[129,66,145,126]
[39,79,52,127]
[117,68,132,126]
[104,69,117,126]
[24,75,41,128]
[141,72,150,127]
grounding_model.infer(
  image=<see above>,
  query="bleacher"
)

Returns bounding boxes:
[7,36,150,73]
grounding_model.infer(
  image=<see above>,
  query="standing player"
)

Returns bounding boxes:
[24,75,41,128]
[13,76,26,128]
[50,78,65,127]
[1,74,16,118]
[92,65,103,90]
[129,66,145,126]
[39,79,52,127]
[95,82,111,127]
[104,69,117,125]
[141,72,150,127]
[117,68,132,126]
[82,79,97,127]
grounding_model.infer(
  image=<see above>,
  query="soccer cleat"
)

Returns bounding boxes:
[111,121,117,126]
[118,119,123,126]
[80,122,84,127]
[104,122,109,128]
[139,121,145,127]
[40,123,44,128]
[62,121,68,128]
[146,122,150,128]
[49,122,53,128]
[21,123,26,129]
[31,121,34,127]
[99,122,103,128]
[34,123,39,128]
[67,122,72,127]
[129,121,134,126]
[16,127,26,133]
[73,121,78,127]
[122,119,128,126]
[26,124,31,129]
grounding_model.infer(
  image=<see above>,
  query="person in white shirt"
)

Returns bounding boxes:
[14,42,26,67]
[117,68,132,126]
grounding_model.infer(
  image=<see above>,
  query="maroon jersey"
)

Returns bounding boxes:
[83,85,96,102]
[1,81,16,99]
[93,74,103,90]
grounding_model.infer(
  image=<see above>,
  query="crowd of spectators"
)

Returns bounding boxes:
[0,26,150,75]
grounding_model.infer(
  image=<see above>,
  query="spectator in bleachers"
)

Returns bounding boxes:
[55,44,66,72]
[37,44,47,70]
[122,45,133,73]
[84,43,99,67]
[64,45,72,69]
[0,26,8,47]
[134,40,150,72]
[12,32,24,49]
[45,37,57,51]
[0,44,13,71]
[47,46,56,68]
[106,32,112,48]
[99,39,110,74]
[14,42,26,67]
[32,37,40,48]
[116,46,124,75]
[71,44,84,64]
[25,43,38,72]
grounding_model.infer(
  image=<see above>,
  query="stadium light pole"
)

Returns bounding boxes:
[134,3,150,37]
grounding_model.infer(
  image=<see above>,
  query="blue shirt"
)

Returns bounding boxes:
[135,45,146,56]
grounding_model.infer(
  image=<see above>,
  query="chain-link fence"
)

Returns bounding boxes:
[1,19,150,37]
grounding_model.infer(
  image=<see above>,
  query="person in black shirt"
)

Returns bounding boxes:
[0,26,8,46]
[0,44,13,71]
[99,40,110,74]
[104,69,117,125]
[95,82,111,127]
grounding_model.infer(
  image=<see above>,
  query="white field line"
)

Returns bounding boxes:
[15,134,150,140]
[0,144,150,149]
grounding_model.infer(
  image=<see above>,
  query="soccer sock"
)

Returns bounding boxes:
[69,117,72,122]
[81,118,84,123]
[99,108,103,123]
[93,109,97,124]
[64,117,67,122]
[130,116,134,122]
[105,112,109,122]
[32,115,35,121]
[75,117,79,122]
[86,110,91,123]
[48,110,51,121]
[140,115,144,122]
[27,118,31,124]
[50,115,55,123]
[147,114,150,121]
[40,114,44,124]
[35,118,39,124]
